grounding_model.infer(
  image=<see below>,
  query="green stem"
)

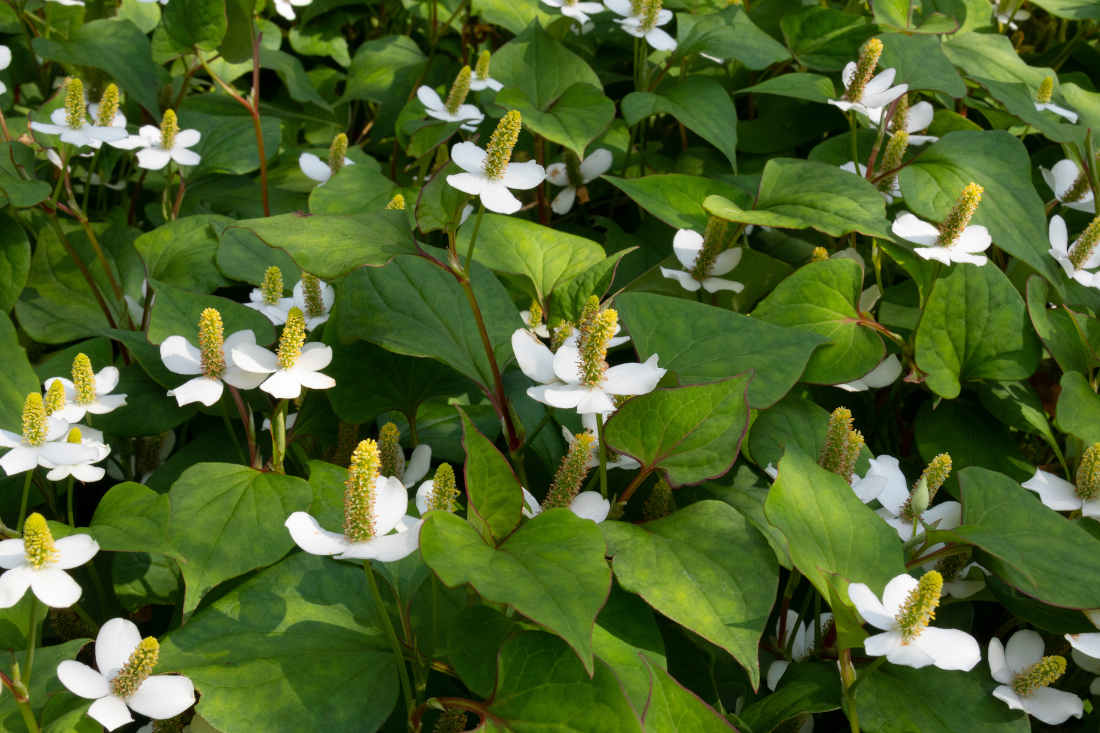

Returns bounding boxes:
[848,112,861,168]
[81,146,102,214]
[16,699,38,733]
[23,598,37,685]
[271,400,288,474]
[463,202,486,270]
[17,470,33,532]
[65,477,74,527]
[364,561,415,723]
[220,399,248,465]
[596,414,609,500]
[839,648,860,733]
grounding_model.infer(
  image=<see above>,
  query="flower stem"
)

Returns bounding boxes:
[220,399,248,465]
[848,112,861,169]
[227,386,258,469]
[65,477,75,527]
[464,202,486,269]
[596,414,609,499]
[16,697,39,733]
[364,561,415,723]
[271,400,288,474]
[23,598,38,685]
[17,470,33,533]
[839,648,860,733]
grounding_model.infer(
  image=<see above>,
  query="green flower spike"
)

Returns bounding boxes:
[483,110,522,181]
[344,439,381,542]
[895,570,942,642]
[845,38,884,102]
[543,432,597,510]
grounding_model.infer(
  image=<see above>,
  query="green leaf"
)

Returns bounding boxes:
[706,158,893,239]
[0,313,42,431]
[603,501,777,690]
[1029,0,1100,17]
[746,394,830,470]
[740,662,841,733]
[181,97,282,177]
[459,408,523,545]
[737,73,837,104]
[617,293,824,409]
[915,260,1040,399]
[1026,276,1095,375]
[854,659,1029,733]
[219,0,255,62]
[898,133,1059,287]
[1055,371,1100,445]
[877,32,966,97]
[219,211,414,279]
[420,509,611,674]
[341,35,427,136]
[548,248,634,325]
[472,0,557,34]
[336,253,520,391]
[308,157,396,215]
[674,6,790,70]
[0,142,50,208]
[162,0,227,51]
[498,83,615,159]
[780,6,874,71]
[950,467,1100,609]
[135,215,233,293]
[259,47,332,110]
[605,376,751,488]
[914,398,1033,486]
[489,22,602,110]
[605,174,754,232]
[215,225,303,287]
[480,632,643,732]
[642,658,736,731]
[623,77,737,168]
[89,482,176,556]
[459,214,605,302]
[32,19,164,114]
[973,76,1083,144]
[167,463,313,613]
[751,259,885,385]
[160,552,398,733]
[0,640,92,732]
[942,31,1051,88]
[592,587,668,713]
[147,278,276,347]
[0,211,29,313]
[764,450,907,646]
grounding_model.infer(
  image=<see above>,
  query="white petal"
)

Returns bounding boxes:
[1051,159,1082,199]
[1020,687,1084,725]
[862,355,902,389]
[865,456,908,510]
[1004,628,1044,673]
[522,487,541,517]
[921,501,961,531]
[884,637,937,668]
[672,229,704,268]
[552,344,584,384]
[512,330,558,384]
[575,388,617,415]
[0,566,31,607]
[863,629,904,658]
[842,62,857,90]
[1067,632,1100,661]
[0,540,24,569]
[988,637,1013,684]
[297,343,333,371]
[174,129,200,148]
[0,429,22,448]
[708,247,742,277]
[451,141,487,174]
[660,267,702,292]
[136,148,172,171]
[93,366,120,395]
[603,356,666,396]
[644,27,677,51]
[168,376,224,407]
[337,518,421,562]
[551,187,576,215]
[159,336,203,376]
[96,618,141,679]
[892,212,940,246]
[1022,469,1081,511]
[417,86,445,111]
[415,480,433,516]
[701,277,744,294]
[580,149,613,181]
[848,582,896,630]
[569,492,610,523]
[127,675,196,719]
[448,172,488,196]
[88,696,133,731]
[299,153,331,183]
[228,342,278,374]
[907,102,934,132]
[54,534,99,569]
[500,161,546,191]
[260,371,303,399]
[604,0,633,15]
[914,246,955,265]
[913,627,981,670]
[954,225,992,253]
[30,567,82,607]
[881,574,920,616]
[374,476,410,535]
[57,660,109,699]
[537,384,587,409]
[767,660,790,691]
[171,148,201,167]
[546,162,569,187]
[404,444,431,487]
[221,366,267,390]
[285,512,348,556]
[1,447,40,476]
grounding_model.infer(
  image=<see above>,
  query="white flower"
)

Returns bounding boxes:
[542,0,607,27]
[835,355,902,392]
[0,416,70,476]
[136,0,169,4]
[160,329,270,407]
[470,69,502,92]
[992,1,1029,29]
[245,289,294,326]
[847,572,981,670]
[545,149,612,215]
[0,515,98,608]
[988,630,1083,725]
[231,341,336,400]
[273,0,311,19]
[828,65,907,117]
[0,46,10,96]
[1022,467,1100,519]
[891,211,991,266]
[45,0,84,4]
[417,86,484,132]
[298,152,354,185]
[30,108,128,149]
[117,125,201,171]
[446,141,545,215]
[605,0,677,51]
[293,277,335,330]
[873,469,962,543]
[124,280,153,327]
[768,610,833,690]
[86,102,130,150]
[1070,646,1100,697]
[286,475,419,562]
[1035,100,1077,124]
[57,618,195,731]
[1047,215,1100,290]
[389,443,432,489]
[564,413,640,471]
[45,367,127,423]
[522,486,611,523]
[660,229,744,293]
[865,101,938,145]
[1041,159,1095,213]
[39,426,111,482]
[520,309,550,338]
[840,161,899,204]
[849,454,904,504]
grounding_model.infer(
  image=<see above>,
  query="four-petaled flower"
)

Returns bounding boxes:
[660,229,744,293]
[45,360,127,424]
[447,140,545,215]
[1047,215,1100,290]
[0,513,98,608]
[522,487,611,523]
[988,630,1083,725]
[828,66,907,118]
[545,149,612,215]
[542,0,607,26]
[767,610,834,690]
[1041,159,1095,213]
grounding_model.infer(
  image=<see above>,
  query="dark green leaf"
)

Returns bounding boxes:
[1055,371,1100,445]
[605,174,754,232]
[498,83,615,159]
[162,0,227,51]
[135,215,233,293]
[623,77,737,168]
[147,278,276,347]
[459,408,523,545]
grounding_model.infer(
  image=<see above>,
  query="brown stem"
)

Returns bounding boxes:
[616,467,652,505]
[42,212,118,330]
[534,136,549,225]
[172,171,187,219]
[227,385,259,469]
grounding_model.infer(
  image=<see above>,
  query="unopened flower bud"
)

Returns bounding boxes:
[21,393,47,447]
[385,193,406,210]
[445,66,472,117]
[936,182,983,247]
[44,381,66,417]
[1013,655,1066,696]
[690,216,730,282]
[378,422,404,479]
[902,476,930,521]
[544,432,596,510]
[299,273,326,318]
[895,570,942,642]
[483,110,522,181]
[277,308,306,370]
[811,246,830,262]
[22,513,58,569]
[428,463,458,512]
[475,50,492,81]
[643,477,675,520]
[260,266,284,306]
[1036,76,1054,105]
[64,78,86,130]
[197,308,226,379]
[95,84,120,127]
[344,439,381,541]
[845,38,884,103]
[1076,444,1100,501]
[160,109,179,151]
[1068,216,1100,271]
[110,637,160,698]
[328,133,348,174]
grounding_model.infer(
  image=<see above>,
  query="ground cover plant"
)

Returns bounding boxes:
[0,0,1098,729]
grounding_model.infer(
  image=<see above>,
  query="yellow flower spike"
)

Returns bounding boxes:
[299,274,326,318]
[1068,216,1100,271]
[378,422,404,479]
[110,637,160,698]
[95,84,120,127]
[640,0,663,31]
[891,94,909,134]
[277,308,307,370]
[1062,156,1098,203]
[811,246,830,262]
[894,570,943,642]
[66,427,83,444]
[72,353,96,406]
[690,216,731,282]
[260,266,284,306]
[444,66,473,117]
[1076,443,1100,501]
[527,299,543,330]
[878,129,909,194]
[577,297,618,387]
[629,0,644,16]
[475,50,492,81]
[1036,76,1054,105]
[44,381,66,417]
[428,463,459,512]
[385,193,406,210]
[22,513,58,570]
[483,110,522,181]
[936,182,983,247]
[160,109,179,151]
[1012,655,1066,696]
[550,320,574,351]
[917,452,952,502]
[328,133,348,174]
[21,393,48,447]
[64,78,86,130]
[543,432,597,510]
[819,407,862,482]
[344,439,381,542]
[197,308,226,379]
[845,38,884,102]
